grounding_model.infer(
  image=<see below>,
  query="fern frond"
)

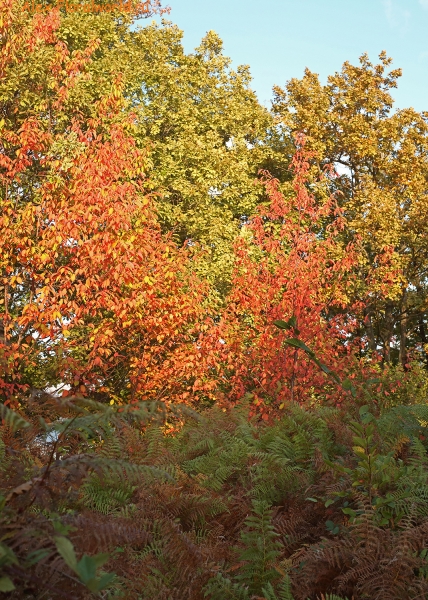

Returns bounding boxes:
[262,575,295,599]
[0,405,30,432]
[204,574,251,599]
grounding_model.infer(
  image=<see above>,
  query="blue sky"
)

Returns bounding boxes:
[146,0,428,112]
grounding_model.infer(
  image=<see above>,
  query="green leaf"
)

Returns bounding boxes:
[273,316,299,334]
[283,338,314,356]
[0,543,18,565]
[350,421,364,434]
[0,576,15,592]
[54,536,77,571]
[325,520,340,534]
[95,572,116,591]
[342,378,356,397]
[313,356,341,383]
[90,553,110,569]
[76,555,97,583]
[312,356,340,381]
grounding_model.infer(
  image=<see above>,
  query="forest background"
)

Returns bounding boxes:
[1,0,428,598]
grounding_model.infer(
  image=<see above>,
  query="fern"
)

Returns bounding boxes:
[234,500,282,594]
[182,432,250,492]
[3,391,428,598]
[204,574,251,599]
[80,474,136,515]
[0,404,30,433]
[262,576,295,599]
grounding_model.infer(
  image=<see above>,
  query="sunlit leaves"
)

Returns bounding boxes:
[0,1,215,407]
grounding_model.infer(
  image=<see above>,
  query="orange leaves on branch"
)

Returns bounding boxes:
[216,136,362,414]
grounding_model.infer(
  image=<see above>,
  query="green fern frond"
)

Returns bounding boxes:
[144,426,165,463]
[262,575,294,599]
[204,574,251,599]
[99,435,122,460]
[0,405,30,433]
[234,500,282,594]
[80,475,136,515]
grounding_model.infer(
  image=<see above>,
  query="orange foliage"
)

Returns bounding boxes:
[217,137,363,416]
[0,2,214,407]
[0,2,399,416]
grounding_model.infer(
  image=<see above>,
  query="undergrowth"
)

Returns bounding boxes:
[1,387,428,599]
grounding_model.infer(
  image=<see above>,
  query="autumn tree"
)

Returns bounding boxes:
[215,138,363,418]
[0,0,215,407]
[272,52,428,368]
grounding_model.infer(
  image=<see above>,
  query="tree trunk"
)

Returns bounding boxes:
[364,306,376,352]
